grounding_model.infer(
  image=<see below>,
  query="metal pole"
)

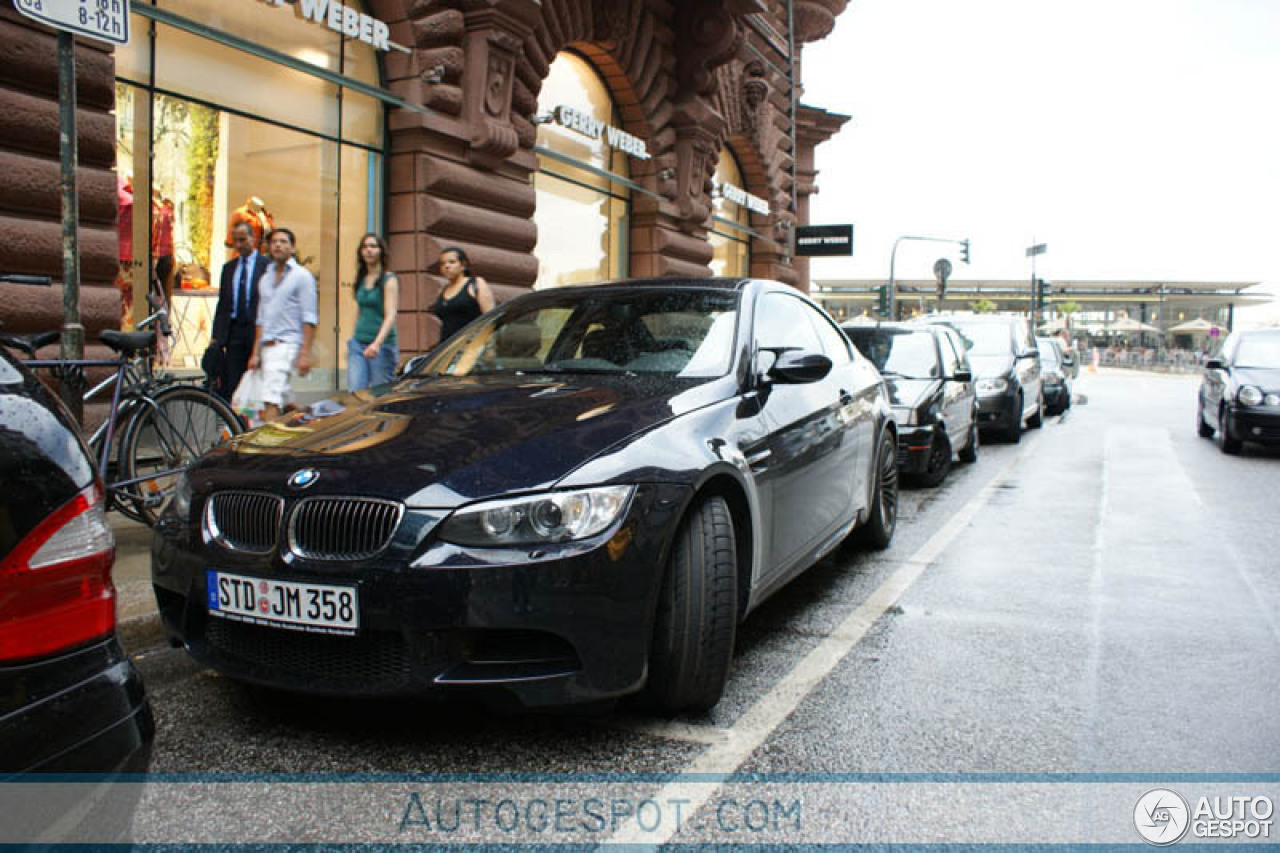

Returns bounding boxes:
[58,32,85,423]
[887,237,902,320]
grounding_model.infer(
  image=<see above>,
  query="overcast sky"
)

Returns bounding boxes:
[803,0,1280,317]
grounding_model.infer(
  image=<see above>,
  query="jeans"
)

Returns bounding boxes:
[347,337,399,391]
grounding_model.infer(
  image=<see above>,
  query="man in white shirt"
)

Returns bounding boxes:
[247,228,318,421]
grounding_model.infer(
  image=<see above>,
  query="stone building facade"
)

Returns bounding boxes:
[0,0,849,390]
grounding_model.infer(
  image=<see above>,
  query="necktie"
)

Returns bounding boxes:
[235,258,249,320]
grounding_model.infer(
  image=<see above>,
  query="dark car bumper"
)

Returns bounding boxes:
[1223,405,1280,445]
[895,425,936,474]
[975,391,1019,432]
[152,483,691,707]
[1043,382,1070,412]
[0,637,154,774]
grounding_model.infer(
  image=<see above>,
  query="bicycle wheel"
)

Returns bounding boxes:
[119,385,242,525]
[95,417,149,525]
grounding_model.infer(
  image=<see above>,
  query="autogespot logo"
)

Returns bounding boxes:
[1135,789,1190,846]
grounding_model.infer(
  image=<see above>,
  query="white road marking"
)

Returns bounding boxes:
[605,434,1044,846]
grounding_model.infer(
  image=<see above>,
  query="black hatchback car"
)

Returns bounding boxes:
[842,322,978,486]
[1197,329,1280,454]
[921,314,1043,442]
[153,278,898,713]
[0,349,154,774]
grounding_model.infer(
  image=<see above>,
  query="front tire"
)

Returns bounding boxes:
[860,429,899,550]
[1197,397,1214,438]
[1027,392,1045,428]
[646,496,738,714]
[1217,406,1243,455]
[916,430,952,487]
[958,419,979,464]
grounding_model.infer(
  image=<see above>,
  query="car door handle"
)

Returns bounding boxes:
[745,448,772,467]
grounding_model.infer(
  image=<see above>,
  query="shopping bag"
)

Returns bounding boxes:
[230,368,265,428]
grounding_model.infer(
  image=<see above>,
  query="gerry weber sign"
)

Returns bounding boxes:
[260,0,391,52]
[15,0,130,45]
[552,105,651,161]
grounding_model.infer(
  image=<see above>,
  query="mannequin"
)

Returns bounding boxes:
[225,196,275,252]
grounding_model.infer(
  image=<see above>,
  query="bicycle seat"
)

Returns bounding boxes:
[0,330,60,357]
[100,329,156,356]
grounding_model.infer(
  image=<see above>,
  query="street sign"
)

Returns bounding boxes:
[795,224,854,257]
[1025,243,1047,257]
[932,258,952,284]
[14,0,130,45]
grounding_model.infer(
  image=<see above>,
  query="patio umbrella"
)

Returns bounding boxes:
[1167,317,1226,335]
[1104,316,1161,334]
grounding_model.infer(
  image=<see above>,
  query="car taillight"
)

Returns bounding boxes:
[0,483,116,661]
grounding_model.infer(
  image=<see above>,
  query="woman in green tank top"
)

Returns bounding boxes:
[347,233,400,390]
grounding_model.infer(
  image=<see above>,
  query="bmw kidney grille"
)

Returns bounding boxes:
[205,493,403,559]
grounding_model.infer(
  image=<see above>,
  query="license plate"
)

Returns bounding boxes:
[207,570,359,635]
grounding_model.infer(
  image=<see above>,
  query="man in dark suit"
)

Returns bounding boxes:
[208,221,267,401]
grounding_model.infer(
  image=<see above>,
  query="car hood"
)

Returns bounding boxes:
[1233,366,1280,390]
[883,377,939,410]
[967,355,1015,378]
[194,373,717,506]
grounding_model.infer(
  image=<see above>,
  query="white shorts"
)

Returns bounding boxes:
[259,342,299,407]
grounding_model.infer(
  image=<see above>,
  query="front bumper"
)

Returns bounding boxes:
[895,425,936,474]
[975,390,1019,432]
[1223,405,1280,445]
[152,483,691,707]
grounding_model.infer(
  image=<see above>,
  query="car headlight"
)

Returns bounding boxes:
[1238,385,1263,406]
[891,406,917,426]
[975,377,1008,394]
[437,485,635,546]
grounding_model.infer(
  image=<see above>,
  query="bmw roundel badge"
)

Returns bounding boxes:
[289,468,320,489]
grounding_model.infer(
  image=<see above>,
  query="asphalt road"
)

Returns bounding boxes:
[124,367,1280,844]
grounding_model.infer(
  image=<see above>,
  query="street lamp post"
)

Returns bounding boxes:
[887,235,970,320]
[1026,241,1047,321]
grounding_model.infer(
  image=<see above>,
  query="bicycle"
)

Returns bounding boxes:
[0,273,243,526]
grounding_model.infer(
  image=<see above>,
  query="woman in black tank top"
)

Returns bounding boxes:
[430,246,496,345]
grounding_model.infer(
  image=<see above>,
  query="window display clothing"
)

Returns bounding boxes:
[225,201,274,250]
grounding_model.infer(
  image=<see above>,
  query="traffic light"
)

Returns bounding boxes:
[960,239,970,264]
[877,285,889,316]
[1037,278,1051,301]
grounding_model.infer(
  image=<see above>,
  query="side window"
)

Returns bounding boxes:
[755,293,824,354]
[938,332,961,375]
[807,307,853,366]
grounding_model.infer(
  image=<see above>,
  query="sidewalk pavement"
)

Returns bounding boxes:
[111,513,166,655]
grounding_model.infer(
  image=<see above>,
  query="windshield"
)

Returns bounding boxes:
[945,321,1012,357]
[845,329,938,379]
[1234,336,1280,368]
[414,288,741,379]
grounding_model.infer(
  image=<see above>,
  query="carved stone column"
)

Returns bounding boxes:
[459,0,542,170]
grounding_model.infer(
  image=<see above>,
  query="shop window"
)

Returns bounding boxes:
[113,3,385,390]
[533,53,631,288]
[710,148,752,278]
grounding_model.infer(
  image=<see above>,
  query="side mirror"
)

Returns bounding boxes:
[1205,358,1225,370]
[768,350,833,384]
[951,370,972,383]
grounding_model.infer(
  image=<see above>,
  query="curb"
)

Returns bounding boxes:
[119,612,167,656]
